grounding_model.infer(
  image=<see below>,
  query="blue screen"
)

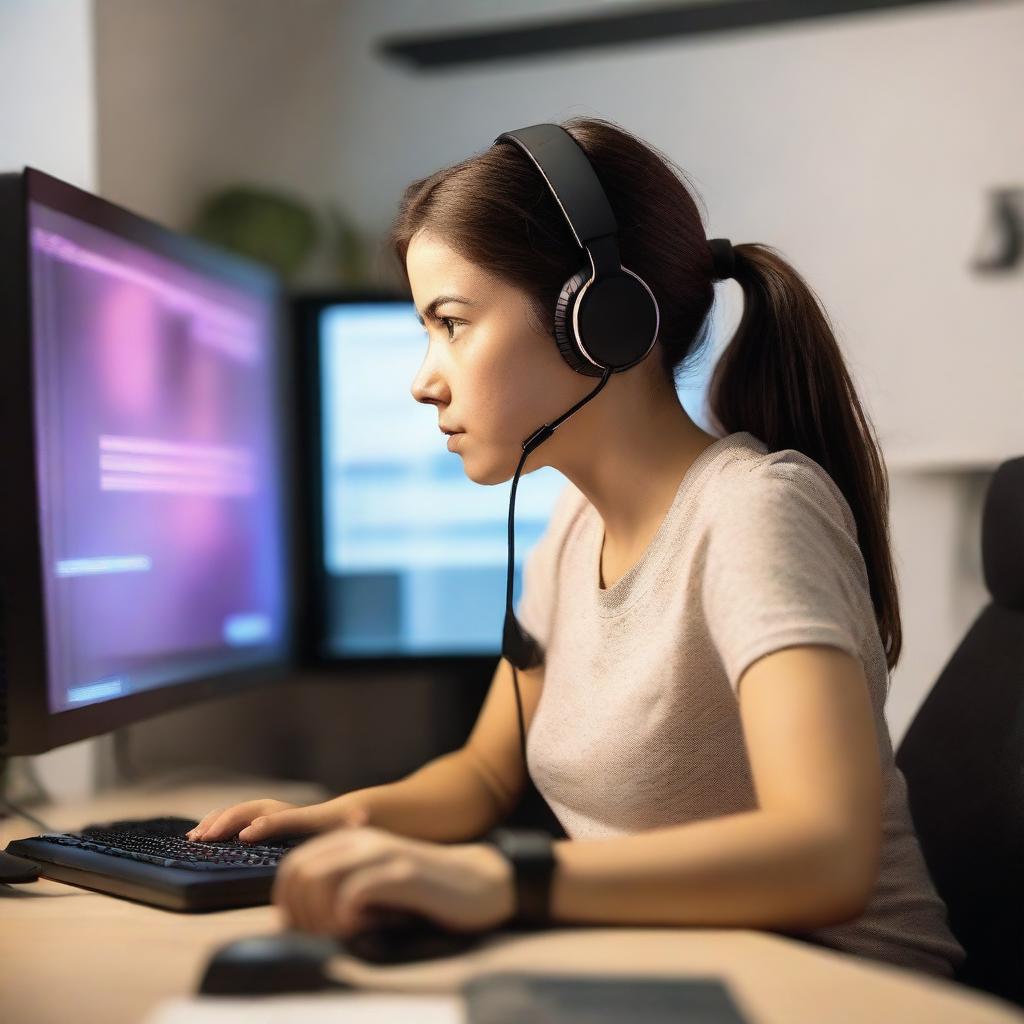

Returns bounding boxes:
[318,302,564,657]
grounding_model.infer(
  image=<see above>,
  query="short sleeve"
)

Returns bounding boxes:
[701,466,866,696]
[514,480,583,658]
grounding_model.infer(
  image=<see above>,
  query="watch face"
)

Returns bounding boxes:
[489,828,557,927]
[493,827,556,858]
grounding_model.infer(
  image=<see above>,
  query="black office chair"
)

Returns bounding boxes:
[895,454,1024,1008]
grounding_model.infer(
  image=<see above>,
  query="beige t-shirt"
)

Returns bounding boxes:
[515,429,965,980]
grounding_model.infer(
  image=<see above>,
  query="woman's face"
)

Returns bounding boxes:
[407,228,582,485]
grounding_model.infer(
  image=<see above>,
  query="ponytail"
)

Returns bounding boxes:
[708,244,902,672]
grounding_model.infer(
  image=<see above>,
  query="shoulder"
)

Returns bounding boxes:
[701,439,859,544]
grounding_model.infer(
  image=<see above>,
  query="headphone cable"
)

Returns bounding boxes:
[503,367,613,775]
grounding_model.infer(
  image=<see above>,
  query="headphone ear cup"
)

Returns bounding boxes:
[554,269,605,378]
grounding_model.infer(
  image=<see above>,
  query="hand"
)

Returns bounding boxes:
[270,824,515,939]
[186,798,369,843]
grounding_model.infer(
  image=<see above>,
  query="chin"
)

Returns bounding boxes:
[461,444,539,487]
[464,462,508,487]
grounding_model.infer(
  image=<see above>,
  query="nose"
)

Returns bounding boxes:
[410,344,449,407]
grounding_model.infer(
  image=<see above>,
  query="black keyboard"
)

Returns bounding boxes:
[5,815,312,912]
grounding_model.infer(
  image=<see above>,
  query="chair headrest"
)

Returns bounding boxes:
[983,455,1024,610]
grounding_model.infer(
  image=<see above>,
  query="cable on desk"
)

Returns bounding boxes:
[0,795,56,834]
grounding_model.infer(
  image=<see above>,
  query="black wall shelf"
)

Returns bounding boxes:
[379,0,1004,70]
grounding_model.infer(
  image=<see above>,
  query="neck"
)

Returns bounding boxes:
[546,378,720,556]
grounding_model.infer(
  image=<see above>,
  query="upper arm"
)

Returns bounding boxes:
[462,656,545,819]
[737,643,883,913]
[701,468,867,699]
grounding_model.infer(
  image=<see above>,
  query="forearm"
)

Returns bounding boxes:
[547,809,872,932]
[332,748,506,844]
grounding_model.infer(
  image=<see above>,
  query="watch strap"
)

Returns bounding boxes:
[486,826,558,927]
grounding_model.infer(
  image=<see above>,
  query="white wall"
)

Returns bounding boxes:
[0,0,97,186]
[90,0,1019,746]
[95,0,1024,461]
[1,0,106,800]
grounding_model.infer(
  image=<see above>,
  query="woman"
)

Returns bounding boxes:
[188,117,965,980]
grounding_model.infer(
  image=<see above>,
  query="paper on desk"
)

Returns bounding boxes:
[143,992,461,1023]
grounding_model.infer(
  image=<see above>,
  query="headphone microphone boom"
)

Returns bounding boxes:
[491,124,661,829]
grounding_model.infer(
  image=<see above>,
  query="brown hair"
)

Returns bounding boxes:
[387,116,901,673]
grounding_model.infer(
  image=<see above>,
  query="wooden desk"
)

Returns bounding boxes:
[2,777,1021,1024]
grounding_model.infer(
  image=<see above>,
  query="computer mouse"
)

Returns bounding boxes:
[0,848,41,883]
[342,908,484,965]
[199,913,484,996]
[198,932,347,995]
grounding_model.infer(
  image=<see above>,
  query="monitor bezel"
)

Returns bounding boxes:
[0,166,299,756]
[292,291,502,676]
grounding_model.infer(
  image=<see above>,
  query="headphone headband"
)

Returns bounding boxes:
[494,125,618,250]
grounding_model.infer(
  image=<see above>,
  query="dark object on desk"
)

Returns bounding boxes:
[198,914,483,996]
[198,932,349,995]
[894,453,1024,1010]
[4,814,311,911]
[0,848,41,883]
[462,972,750,1024]
[342,907,485,964]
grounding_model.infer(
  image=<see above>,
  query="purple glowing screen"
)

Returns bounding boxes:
[29,201,289,713]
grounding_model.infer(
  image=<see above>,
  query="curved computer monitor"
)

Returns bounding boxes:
[0,168,295,755]
[293,293,568,670]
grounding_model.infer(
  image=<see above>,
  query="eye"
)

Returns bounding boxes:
[420,315,465,343]
[424,316,462,341]
[438,316,462,340]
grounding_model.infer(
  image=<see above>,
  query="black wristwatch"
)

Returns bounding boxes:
[485,827,558,927]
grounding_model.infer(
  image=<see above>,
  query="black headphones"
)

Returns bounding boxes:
[490,124,662,836]
[493,123,661,377]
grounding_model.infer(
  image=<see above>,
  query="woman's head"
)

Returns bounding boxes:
[388,116,902,673]
[395,117,719,489]
[402,227,587,486]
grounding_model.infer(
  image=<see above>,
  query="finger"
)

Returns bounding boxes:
[273,845,328,932]
[188,809,223,837]
[186,808,226,840]
[297,845,394,936]
[199,807,256,841]
[203,801,279,841]
[300,864,354,935]
[238,812,291,843]
[272,826,384,924]
[274,833,388,934]
[239,806,323,843]
[273,826,363,888]
[331,856,421,938]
